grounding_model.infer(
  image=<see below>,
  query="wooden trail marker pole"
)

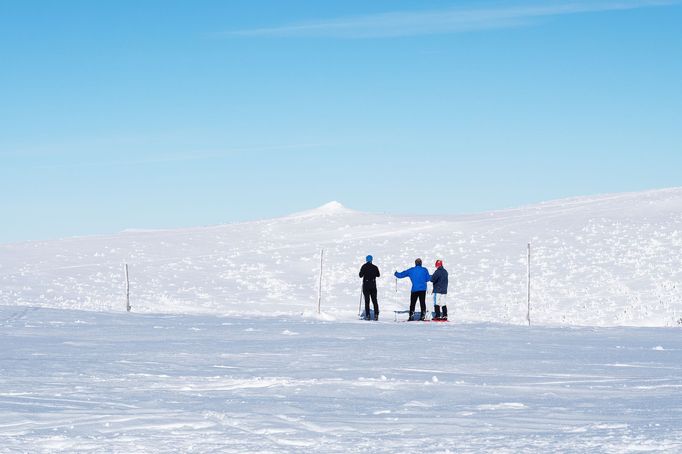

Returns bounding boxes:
[317,249,324,314]
[526,243,531,327]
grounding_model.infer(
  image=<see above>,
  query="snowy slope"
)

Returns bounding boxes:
[2,188,682,326]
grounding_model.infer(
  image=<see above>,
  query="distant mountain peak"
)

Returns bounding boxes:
[287,201,354,218]
[316,201,347,213]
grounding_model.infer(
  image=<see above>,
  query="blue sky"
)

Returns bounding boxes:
[1,0,680,242]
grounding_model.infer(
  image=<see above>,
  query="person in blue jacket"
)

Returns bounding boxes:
[394,258,431,321]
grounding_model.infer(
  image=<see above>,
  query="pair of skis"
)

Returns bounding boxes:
[393,310,448,322]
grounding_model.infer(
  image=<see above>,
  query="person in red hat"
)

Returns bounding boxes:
[430,259,449,320]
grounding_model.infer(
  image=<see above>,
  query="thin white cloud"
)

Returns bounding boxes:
[228,0,678,38]
[102,143,327,166]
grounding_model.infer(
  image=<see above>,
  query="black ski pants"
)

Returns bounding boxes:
[409,291,427,319]
[363,288,378,317]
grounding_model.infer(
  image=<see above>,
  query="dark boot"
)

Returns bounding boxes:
[374,311,379,321]
[442,305,448,321]
[408,312,414,321]
[434,305,441,320]
[365,312,371,320]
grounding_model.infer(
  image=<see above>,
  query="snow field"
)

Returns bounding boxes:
[1,306,681,453]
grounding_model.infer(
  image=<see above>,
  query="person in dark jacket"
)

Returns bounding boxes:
[359,255,380,320]
[430,259,449,321]
[394,258,431,321]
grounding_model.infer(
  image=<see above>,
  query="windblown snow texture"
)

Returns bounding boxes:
[1,306,681,453]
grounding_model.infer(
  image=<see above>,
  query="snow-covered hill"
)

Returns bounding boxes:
[3,190,682,453]
[2,188,682,326]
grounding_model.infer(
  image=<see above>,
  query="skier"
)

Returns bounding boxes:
[359,255,380,320]
[431,259,449,321]
[394,258,431,321]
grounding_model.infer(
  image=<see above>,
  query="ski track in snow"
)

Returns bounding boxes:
[1,306,681,453]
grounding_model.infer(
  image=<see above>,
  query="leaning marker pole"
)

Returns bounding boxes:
[124,263,131,312]
[358,287,363,318]
[317,249,324,314]
[526,243,531,327]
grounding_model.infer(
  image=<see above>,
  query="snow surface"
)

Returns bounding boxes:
[2,306,681,453]
[2,189,682,452]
